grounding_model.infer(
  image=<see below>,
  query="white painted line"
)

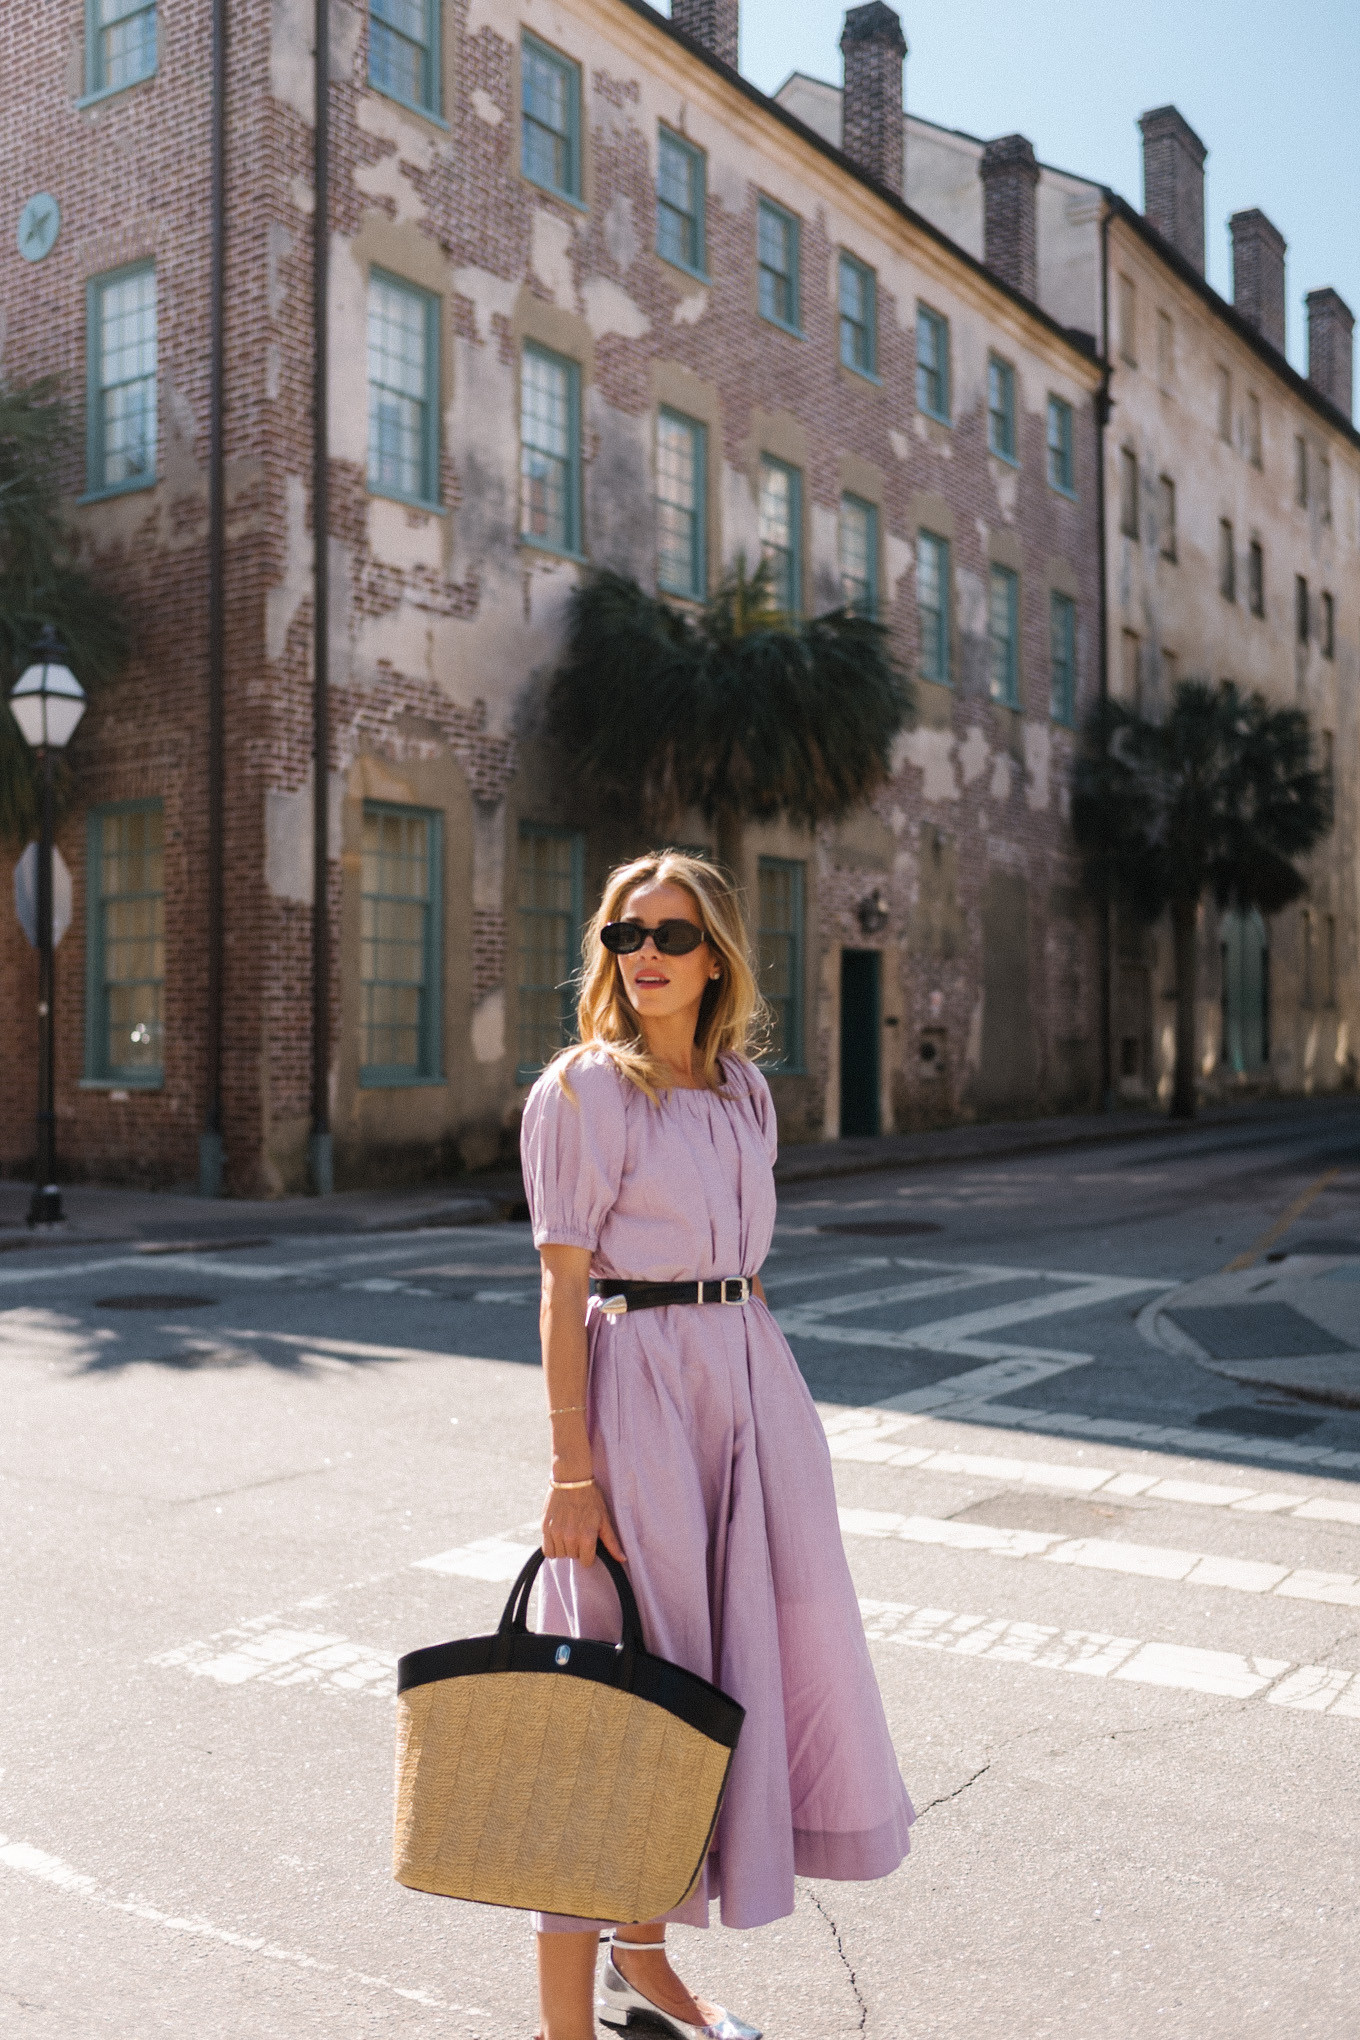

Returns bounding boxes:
[1291,1498,1360,1526]
[219,1329,483,1363]
[840,1506,1360,1606]
[0,1835,482,2013]
[859,1596,1360,1714]
[150,1620,396,1695]
[921,1398,1360,1473]
[414,1532,539,1582]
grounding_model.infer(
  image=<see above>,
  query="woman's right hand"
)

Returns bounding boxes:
[541,1480,626,1567]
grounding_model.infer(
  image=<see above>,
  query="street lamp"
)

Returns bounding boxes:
[10,626,85,1226]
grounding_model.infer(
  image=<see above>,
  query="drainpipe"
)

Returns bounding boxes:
[1096,197,1115,1111]
[199,0,227,1196]
[309,0,334,1196]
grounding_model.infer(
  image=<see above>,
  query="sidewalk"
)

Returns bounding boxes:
[1145,1260,1360,1411]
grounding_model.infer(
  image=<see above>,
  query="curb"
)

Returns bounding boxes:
[1138,1284,1360,1413]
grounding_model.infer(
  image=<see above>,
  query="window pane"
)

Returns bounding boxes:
[758,202,797,327]
[1050,591,1076,724]
[362,807,433,1075]
[370,0,431,109]
[988,565,1018,706]
[918,531,949,684]
[839,255,873,373]
[94,805,165,1078]
[758,859,804,1071]
[839,495,876,617]
[657,130,702,271]
[759,458,799,613]
[1047,396,1073,492]
[916,307,948,418]
[518,829,581,1073]
[522,37,578,196]
[368,274,433,502]
[988,358,1015,459]
[95,0,156,90]
[521,346,576,551]
[95,268,157,489]
[657,411,704,598]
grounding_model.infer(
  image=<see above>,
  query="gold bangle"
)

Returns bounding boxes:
[549,1405,587,1417]
[549,1476,596,1490]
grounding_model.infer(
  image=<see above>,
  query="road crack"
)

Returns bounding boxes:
[806,1889,868,2034]
[915,1760,991,1816]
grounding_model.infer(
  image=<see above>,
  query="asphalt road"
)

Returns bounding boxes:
[4,1102,1360,2039]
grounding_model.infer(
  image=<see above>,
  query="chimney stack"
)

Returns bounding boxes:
[979,134,1041,301]
[839,3,907,197]
[670,0,738,69]
[1231,209,1287,354]
[1306,288,1354,421]
[1138,106,1207,276]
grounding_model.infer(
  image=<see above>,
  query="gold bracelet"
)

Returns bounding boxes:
[549,1405,587,1417]
[549,1476,596,1490]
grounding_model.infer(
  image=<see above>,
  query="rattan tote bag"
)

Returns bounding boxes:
[393,1547,744,1922]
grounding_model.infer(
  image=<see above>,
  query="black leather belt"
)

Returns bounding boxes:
[592,1277,752,1315]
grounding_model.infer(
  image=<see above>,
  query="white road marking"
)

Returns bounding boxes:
[0,1233,531,1290]
[0,1835,481,2013]
[219,1330,486,1363]
[840,1507,1360,1605]
[859,1597,1360,1714]
[415,1528,540,1582]
[150,1620,396,1693]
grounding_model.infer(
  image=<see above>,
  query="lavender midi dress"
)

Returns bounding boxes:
[521,1051,914,1933]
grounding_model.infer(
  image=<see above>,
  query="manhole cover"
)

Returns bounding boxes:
[1194,1405,1323,1439]
[1168,1302,1353,1362]
[94,1294,219,1311]
[816,1220,943,1237]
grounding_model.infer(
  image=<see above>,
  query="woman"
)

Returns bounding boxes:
[522,851,913,2040]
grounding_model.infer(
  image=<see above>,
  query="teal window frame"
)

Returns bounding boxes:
[656,127,707,278]
[520,342,583,558]
[988,354,1017,463]
[839,494,878,618]
[988,564,1020,707]
[366,269,441,511]
[84,799,165,1088]
[1046,394,1075,496]
[758,857,805,1074]
[521,32,582,204]
[916,304,950,422]
[758,456,802,615]
[757,198,802,334]
[359,801,444,1087]
[368,0,444,122]
[656,409,707,600]
[84,261,157,502]
[81,0,156,103]
[838,252,877,378]
[517,823,585,1082]
[917,530,951,686]
[1050,590,1076,725]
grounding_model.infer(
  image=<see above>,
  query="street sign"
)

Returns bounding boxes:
[14,842,72,948]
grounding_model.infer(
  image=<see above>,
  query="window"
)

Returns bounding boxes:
[520,343,581,555]
[1247,392,1262,467]
[916,531,950,685]
[1296,574,1310,646]
[1248,539,1265,617]
[367,271,439,507]
[839,495,878,617]
[517,825,583,1079]
[656,128,706,275]
[360,804,442,1084]
[86,263,157,497]
[1158,475,1177,561]
[1157,310,1174,387]
[916,305,950,421]
[1118,446,1139,539]
[1050,592,1076,725]
[757,858,804,1072]
[1219,519,1236,602]
[1294,434,1309,507]
[757,199,800,331]
[1046,395,1074,494]
[86,0,156,96]
[988,355,1017,461]
[1118,273,1137,366]
[1320,454,1333,526]
[1302,908,1316,1010]
[656,409,706,599]
[988,564,1019,707]
[758,456,801,613]
[1321,591,1335,659]
[521,33,581,201]
[369,0,438,115]
[838,253,876,377]
[85,801,163,1085]
[1120,629,1140,704]
[1216,366,1232,442]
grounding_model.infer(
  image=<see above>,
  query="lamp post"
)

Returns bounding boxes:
[10,626,86,1226]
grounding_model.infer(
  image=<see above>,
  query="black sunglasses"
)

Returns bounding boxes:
[600,918,707,956]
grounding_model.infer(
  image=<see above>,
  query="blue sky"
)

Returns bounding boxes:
[682,0,1358,383]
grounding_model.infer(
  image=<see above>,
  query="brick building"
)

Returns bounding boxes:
[0,0,1105,1192]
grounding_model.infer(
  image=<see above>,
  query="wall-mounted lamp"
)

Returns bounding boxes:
[856,887,890,936]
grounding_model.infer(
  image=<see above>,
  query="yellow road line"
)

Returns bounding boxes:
[1222,1166,1340,1273]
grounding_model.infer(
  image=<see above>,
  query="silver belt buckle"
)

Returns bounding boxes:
[720,1277,751,1305]
[597,1292,627,1317]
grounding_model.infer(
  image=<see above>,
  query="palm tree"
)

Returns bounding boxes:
[0,377,129,838]
[1073,680,1331,1118]
[544,557,912,873]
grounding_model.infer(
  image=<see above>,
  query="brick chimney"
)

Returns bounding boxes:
[1137,105,1207,276]
[979,134,1041,300]
[1231,209,1287,354]
[1306,288,1354,420]
[670,0,738,69]
[839,2,906,197]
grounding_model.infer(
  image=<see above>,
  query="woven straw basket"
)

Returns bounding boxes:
[393,1549,744,1922]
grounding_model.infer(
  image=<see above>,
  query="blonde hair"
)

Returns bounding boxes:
[553,851,767,1099]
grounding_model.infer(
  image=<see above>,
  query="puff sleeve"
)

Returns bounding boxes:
[519,1054,629,1252]
[741,1059,779,1168]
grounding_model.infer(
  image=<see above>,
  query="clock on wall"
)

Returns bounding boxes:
[17,194,61,263]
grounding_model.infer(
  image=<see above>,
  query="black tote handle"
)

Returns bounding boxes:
[497,1546,645,1654]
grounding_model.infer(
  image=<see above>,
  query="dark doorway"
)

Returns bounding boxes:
[840,949,881,1137]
